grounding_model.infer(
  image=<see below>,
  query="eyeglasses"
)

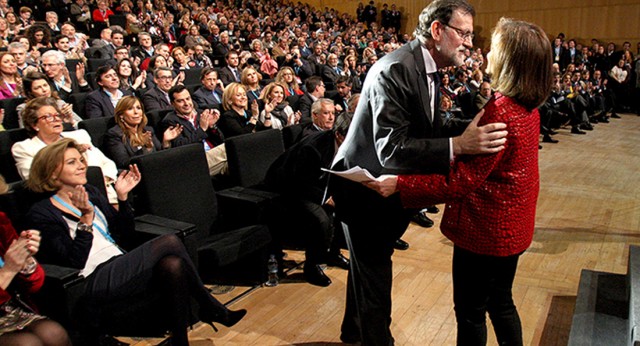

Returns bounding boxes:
[157,75,173,80]
[37,113,62,122]
[443,23,474,42]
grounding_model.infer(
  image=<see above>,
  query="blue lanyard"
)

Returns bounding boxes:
[0,257,3,267]
[52,195,116,244]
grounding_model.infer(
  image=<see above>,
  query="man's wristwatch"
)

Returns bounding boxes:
[77,222,93,233]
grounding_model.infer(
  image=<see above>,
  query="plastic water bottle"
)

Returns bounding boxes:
[265,254,279,287]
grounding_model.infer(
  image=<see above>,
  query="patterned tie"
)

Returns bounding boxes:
[233,69,240,82]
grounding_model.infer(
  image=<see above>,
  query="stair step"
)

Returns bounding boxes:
[568,269,628,346]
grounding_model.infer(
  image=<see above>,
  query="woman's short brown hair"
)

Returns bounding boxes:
[22,97,62,137]
[222,82,246,111]
[487,17,553,109]
[261,82,287,105]
[27,138,86,193]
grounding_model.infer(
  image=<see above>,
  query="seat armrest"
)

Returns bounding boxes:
[134,214,197,238]
[216,186,281,229]
[41,264,83,288]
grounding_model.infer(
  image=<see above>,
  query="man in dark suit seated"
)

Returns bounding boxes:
[331,75,352,114]
[160,85,227,176]
[217,50,242,86]
[264,100,351,287]
[321,53,342,90]
[302,98,335,137]
[130,32,155,63]
[192,67,224,110]
[85,65,133,118]
[298,76,326,124]
[142,67,174,112]
[41,50,92,102]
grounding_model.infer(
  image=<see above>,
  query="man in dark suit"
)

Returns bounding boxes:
[552,37,568,71]
[142,67,173,112]
[321,53,342,90]
[264,100,350,287]
[217,50,242,86]
[160,85,227,175]
[331,75,352,114]
[192,67,224,109]
[86,65,133,118]
[331,1,508,344]
[41,50,92,102]
[130,32,155,63]
[298,76,325,124]
[302,98,335,137]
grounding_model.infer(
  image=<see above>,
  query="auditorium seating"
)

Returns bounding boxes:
[130,143,272,284]
[0,128,28,183]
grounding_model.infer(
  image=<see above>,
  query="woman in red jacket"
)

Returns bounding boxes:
[0,175,70,345]
[366,18,552,345]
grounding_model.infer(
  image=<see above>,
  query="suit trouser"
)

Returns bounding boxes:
[334,178,409,346]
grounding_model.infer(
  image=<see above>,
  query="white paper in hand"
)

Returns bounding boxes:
[322,166,394,183]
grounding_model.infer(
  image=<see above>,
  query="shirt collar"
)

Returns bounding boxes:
[420,45,438,74]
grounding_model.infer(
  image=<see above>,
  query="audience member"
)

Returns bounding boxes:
[192,67,224,109]
[0,175,71,346]
[218,82,259,138]
[17,71,81,129]
[218,50,242,85]
[26,138,245,346]
[40,50,91,102]
[142,67,174,111]
[0,51,23,99]
[12,97,119,203]
[105,96,182,169]
[85,65,133,118]
[259,82,301,130]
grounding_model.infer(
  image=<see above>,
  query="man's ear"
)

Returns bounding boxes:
[431,21,443,42]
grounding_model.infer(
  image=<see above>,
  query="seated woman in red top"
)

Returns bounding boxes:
[0,175,70,345]
[366,18,552,346]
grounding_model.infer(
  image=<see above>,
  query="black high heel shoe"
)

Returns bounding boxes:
[200,308,247,332]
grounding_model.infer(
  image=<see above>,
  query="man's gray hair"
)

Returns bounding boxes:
[41,50,66,64]
[414,0,475,44]
[7,42,26,51]
[311,98,334,116]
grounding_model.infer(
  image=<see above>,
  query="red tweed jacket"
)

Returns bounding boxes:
[398,93,540,256]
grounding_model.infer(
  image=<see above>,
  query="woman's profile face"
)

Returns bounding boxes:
[174,50,186,64]
[119,60,132,77]
[34,31,44,42]
[122,100,144,126]
[442,73,450,85]
[34,105,63,138]
[57,148,88,188]
[0,54,17,75]
[31,79,52,97]
[282,69,294,83]
[246,69,258,85]
[269,85,284,104]
[154,56,167,68]
[232,86,248,108]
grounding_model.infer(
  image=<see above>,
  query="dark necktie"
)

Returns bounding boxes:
[233,69,240,82]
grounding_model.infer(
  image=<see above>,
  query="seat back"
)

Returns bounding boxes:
[0,128,29,183]
[183,68,203,86]
[131,144,218,239]
[286,95,301,112]
[0,97,26,130]
[145,108,173,138]
[65,59,82,74]
[457,91,478,119]
[69,92,90,119]
[87,58,113,73]
[281,123,304,149]
[78,117,115,151]
[225,129,285,187]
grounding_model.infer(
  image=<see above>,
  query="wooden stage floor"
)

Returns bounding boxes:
[122,113,640,345]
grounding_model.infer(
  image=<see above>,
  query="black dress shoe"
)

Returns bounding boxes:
[303,264,332,287]
[542,134,558,143]
[598,116,610,123]
[548,129,558,135]
[412,211,434,227]
[340,333,361,344]
[571,127,586,134]
[327,253,350,270]
[424,206,440,214]
[580,123,593,131]
[393,239,409,250]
